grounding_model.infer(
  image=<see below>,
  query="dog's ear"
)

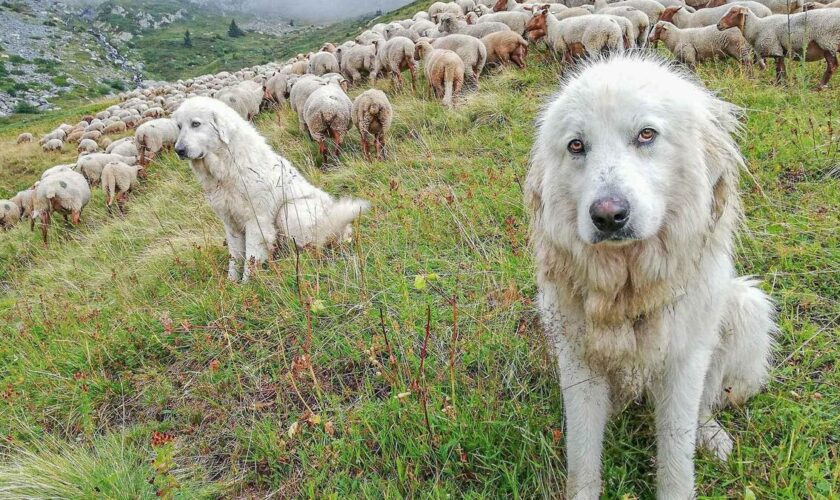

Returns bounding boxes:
[524,152,546,216]
[211,111,230,145]
[701,100,744,221]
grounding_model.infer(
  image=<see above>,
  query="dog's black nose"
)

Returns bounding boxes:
[174,145,187,159]
[590,197,630,233]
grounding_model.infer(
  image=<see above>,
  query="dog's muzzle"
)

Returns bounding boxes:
[590,196,635,243]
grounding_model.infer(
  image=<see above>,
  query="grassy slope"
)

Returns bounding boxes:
[0,8,837,500]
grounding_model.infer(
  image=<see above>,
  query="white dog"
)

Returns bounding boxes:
[173,96,370,282]
[525,55,775,499]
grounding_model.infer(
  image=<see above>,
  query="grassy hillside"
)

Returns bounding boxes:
[0,7,838,500]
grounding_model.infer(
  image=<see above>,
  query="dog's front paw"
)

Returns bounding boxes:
[697,420,733,462]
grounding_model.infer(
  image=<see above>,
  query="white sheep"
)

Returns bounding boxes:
[594,0,666,24]
[600,6,651,46]
[352,89,394,161]
[32,169,91,246]
[529,11,625,62]
[439,13,512,38]
[77,153,138,185]
[101,161,145,215]
[16,133,33,144]
[415,40,465,107]
[308,51,340,76]
[43,138,64,152]
[431,34,489,87]
[658,3,771,28]
[705,0,800,14]
[78,138,98,154]
[303,82,353,165]
[0,200,20,230]
[10,188,35,231]
[429,1,464,21]
[650,21,755,71]
[375,36,419,90]
[717,6,840,88]
[39,129,66,145]
[135,118,179,166]
[342,43,379,85]
[106,137,139,158]
[476,11,532,34]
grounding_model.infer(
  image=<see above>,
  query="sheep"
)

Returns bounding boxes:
[476,11,532,34]
[41,164,75,180]
[39,129,66,145]
[10,188,35,231]
[0,200,20,230]
[335,41,356,70]
[135,118,179,166]
[342,43,379,85]
[649,21,754,71]
[705,0,800,13]
[263,72,293,105]
[81,130,102,142]
[106,137,139,158]
[457,0,478,13]
[214,82,261,120]
[43,138,64,152]
[599,6,651,46]
[17,133,33,144]
[321,42,337,53]
[78,138,98,154]
[143,107,165,119]
[375,36,419,90]
[308,51,340,76]
[65,130,85,144]
[101,161,145,215]
[659,3,771,28]
[98,136,113,150]
[415,40,466,107]
[355,30,385,46]
[290,75,330,133]
[77,153,138,185]
[410,19,437,36]
[102,121,127,135]
[429,1,464,21]
[32,169,91,246]
[352,89,393,161]
[439,13,513,38]
[303,83,353,165]
[594,0,665,24]
[384,23,421,41]
[717,7,840,88]
[85,120,105,132]
[482,30,530,68]
[525,11,625,61]
[804,0,840,8]
[431,34,489,87]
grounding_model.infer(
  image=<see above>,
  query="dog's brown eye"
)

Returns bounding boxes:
[568,139,585,154]
[638,128,656,143]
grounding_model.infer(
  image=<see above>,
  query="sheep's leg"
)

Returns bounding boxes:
[360,130,371,161]
[331,129,342,158]
[773,57,786,85]
[71,210,81,225]
[375,134,384,161]
[30,214,35,232]
[408,63,417,93]
[40,211,50,247]
[818,50,837,90]
[318,139,329,166]
[118,192,127,215]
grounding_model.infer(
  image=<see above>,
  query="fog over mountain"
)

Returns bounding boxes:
[63,0,417,22]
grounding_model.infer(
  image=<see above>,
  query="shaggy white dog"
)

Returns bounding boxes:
[525,54,775,499]
[173,96,370,282]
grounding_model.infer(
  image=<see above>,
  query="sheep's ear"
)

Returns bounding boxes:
[211,112,230,145]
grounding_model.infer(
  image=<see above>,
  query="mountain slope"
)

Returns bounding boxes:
[0,1,838,497]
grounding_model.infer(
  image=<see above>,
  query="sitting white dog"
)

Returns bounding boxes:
[174,96,369,281]
[525,55,776,499]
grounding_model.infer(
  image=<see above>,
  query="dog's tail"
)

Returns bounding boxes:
[703,277,777,410]
[316,197,370,246]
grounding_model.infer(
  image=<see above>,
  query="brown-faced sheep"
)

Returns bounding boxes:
[352,89,394,161]
[649,21,756,71]
[482,30,529,68]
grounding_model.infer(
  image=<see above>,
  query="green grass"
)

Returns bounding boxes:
[0,5,837,498]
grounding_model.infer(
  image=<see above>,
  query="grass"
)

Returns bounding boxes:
[0,7,837,499]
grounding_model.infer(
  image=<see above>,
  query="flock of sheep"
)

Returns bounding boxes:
[1,0,838,246]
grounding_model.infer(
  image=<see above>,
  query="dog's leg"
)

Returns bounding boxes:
[224,223,245,282]
[539,288,608,500]
[652,342,715,499]
[243,218,276,282]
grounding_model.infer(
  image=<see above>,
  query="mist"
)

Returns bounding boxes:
[240,0,417,22]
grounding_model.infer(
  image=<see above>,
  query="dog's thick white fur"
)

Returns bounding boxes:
[525,54,775,499]
[174,96,369,281]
